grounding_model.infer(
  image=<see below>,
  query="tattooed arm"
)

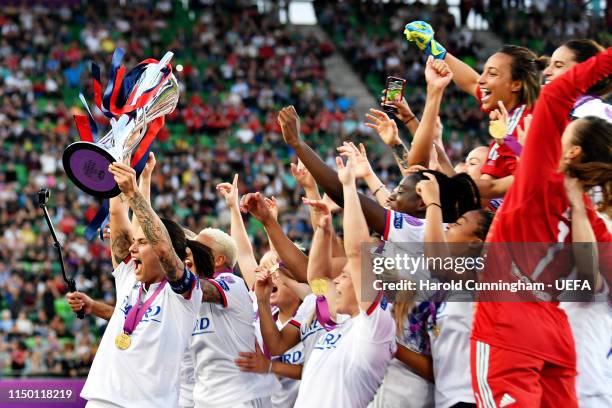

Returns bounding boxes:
[131,152,156,234]
[390,142,411,174]
[109,163,185,284]
[364,108,411,176]
[109,194,132,268]
[201,279,224,304]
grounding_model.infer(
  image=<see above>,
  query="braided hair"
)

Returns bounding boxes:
[412,170,482,223]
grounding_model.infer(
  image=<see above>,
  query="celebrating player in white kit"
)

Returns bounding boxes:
[293,154,396,408]
[80,162,205,408]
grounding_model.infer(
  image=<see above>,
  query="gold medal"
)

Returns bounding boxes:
[115,333,132,350]
[488,120,507,140]
[433,325,441,338]
[310,279,328,297]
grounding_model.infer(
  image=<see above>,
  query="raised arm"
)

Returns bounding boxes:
[291,161,322,230]
[444,53,479,98]
[513,48,612,201]
[338,155,377,311]
[415,173,454,278]
[217,175,258,288]
[403,20,479,98]
[564,177,601,293]
[407,57,453,168]
[253,270,301,355]
[240,192,309,283]
[278,106,387,234]
[109,195,132,268]
[131,152,156,234]
[109,163,186,287]
[304,199,338,315]
[365,109,411,175]
[336,142,390,205]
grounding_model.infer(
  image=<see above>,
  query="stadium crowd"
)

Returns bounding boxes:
[0,1,611,408]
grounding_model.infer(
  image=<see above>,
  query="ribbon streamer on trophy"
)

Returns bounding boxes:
[62,48,179,240]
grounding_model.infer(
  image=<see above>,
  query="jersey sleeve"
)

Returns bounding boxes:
[207,274,252,311]
[383,210,426,243]
[292,294,317,330]
[355,294,396,344]
[512,48,612,203]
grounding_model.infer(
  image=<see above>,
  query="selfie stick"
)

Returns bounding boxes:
[38,189,85,319]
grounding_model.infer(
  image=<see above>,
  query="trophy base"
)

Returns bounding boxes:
[63,142,121,198]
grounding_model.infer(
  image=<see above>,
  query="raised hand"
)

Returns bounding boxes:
[489,100,509,141]
[254,267,273,302]
[264,196,278,222]
[290,160,316,190]
[365,109,400,146]
[563,176,585,210]
[415,172,441,206]
[425,56,453,90]
[321,193,342,214]
[336,155,356,187]
[108,163,138,197]
[216,174,240,209]
[336,142,374,179]
[141,152,156,179]
[240,192,273,224]
[517,114,532,146]
[302,197,331,218]
[278,106,301,148]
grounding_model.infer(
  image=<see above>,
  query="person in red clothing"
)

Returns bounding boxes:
[445,45,544,180]
[470,49,612,408]
[404,22,543,181]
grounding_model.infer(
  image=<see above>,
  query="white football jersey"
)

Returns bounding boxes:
[369,310,435,408]
[178,347,196,408]
[294,296,396,408]
[571,96,612,123]
[427,301,475,408]
[191,272,279,408]
[81,259,201,407]
[561,301,612,407]
[254,294,316,408]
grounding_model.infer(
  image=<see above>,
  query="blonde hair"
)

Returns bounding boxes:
[198,228,238,268]
[183,228,197,240]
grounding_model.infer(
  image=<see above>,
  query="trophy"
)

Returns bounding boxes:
[63,51,179,198]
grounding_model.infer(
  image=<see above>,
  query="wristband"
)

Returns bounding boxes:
[168,267,197,294]
[404,115,417,124]
[426,202,442,210]
[372,185,386,196]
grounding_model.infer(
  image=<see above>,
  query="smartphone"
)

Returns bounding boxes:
[383,76,406,113]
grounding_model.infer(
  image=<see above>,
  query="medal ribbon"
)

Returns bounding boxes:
[123,279,167,335]
[506,104,526,137]
[315,296,337,331]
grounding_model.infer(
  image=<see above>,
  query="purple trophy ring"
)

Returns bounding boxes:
[63,141,120,198]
